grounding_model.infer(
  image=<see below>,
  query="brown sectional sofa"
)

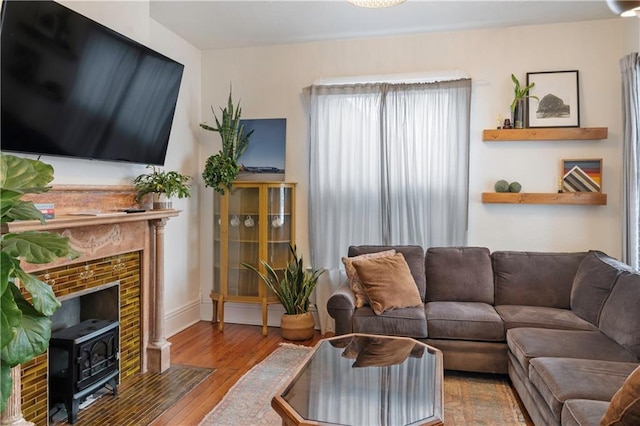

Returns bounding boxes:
[327,245,640,426]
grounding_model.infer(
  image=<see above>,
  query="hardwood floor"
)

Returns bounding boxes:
[151,321,326,426]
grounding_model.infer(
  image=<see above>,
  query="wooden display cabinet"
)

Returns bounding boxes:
[210,181,296,336]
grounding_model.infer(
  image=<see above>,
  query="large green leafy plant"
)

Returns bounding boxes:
[200,89,253,195]
[0,153,80,412]
[243,245,324,315]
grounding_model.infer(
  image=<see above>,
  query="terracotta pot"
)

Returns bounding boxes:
[280,312,315,341]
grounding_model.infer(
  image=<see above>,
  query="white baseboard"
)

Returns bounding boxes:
[199,299,319,329]
[166,299,201,337]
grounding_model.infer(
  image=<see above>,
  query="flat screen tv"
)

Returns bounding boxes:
[1,0,184,165]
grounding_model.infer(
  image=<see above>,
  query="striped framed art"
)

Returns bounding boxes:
[561,159,602,193]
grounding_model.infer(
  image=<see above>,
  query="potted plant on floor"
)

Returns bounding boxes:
[0,153,80,413]
[243,245,324,341]
[510,73,539,129]
[200,88,254,195]
[133,165,191,209]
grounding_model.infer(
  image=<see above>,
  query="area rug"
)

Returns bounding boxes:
[52,364,214,425]
[199,344,527,426]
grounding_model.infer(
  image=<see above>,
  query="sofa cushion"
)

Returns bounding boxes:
[571,251,632,326]
[528,357,638,422]
[493,251,586,308]
[353,253,423,315]
[601,365,640,426]
[507,328,638,373]
[425,247,494,303]
[425,301,504,341]
[495,305,597,331]
[599,272,640,359]
[342,249,396,308]
[349,245,426,300]
[353,305,428,338]
[562,400,611,426]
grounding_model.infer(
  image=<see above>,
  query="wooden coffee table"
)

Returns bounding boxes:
[272,333,443,426]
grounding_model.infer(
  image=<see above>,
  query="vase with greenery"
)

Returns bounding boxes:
[242,245,323,340]
[0,153,80,412]
[133,165,191,209]
[200,89,253,195]
[510,73,539,129]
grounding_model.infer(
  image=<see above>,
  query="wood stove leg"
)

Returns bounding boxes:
[147,218,171,373]
[0,365,34,426]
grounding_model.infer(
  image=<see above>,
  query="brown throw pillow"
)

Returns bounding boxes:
[342,249,395,308]
[601,365,640,426]
[352,252,422,315]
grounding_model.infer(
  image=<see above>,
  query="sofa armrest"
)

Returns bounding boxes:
[327,282,356,335]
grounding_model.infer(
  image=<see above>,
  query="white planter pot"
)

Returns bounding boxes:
[152,193,172,210]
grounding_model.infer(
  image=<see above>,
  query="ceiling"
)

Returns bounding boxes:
[149,0,620,51]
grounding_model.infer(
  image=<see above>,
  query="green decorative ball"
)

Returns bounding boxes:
[494,180,510,193]
[509,181,522,193]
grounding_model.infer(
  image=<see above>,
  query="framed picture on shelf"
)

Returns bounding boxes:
[527,70,580,128]
[561,158,602,193]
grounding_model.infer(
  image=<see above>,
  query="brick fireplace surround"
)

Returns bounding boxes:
[0,186,179,425]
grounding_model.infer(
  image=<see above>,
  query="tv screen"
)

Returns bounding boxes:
[1,0,184,165]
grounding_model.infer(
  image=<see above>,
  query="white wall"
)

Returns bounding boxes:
[200,18,631,324]
[38,1,204,336]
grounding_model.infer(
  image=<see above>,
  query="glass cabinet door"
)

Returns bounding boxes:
[215,186,261,298]
[266,186,294,272]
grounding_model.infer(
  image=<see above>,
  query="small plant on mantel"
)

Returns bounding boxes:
[200,88,254,195]
[0,153,80,412]
[133,165,191,209]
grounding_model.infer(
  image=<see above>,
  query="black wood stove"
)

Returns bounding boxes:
[49,319,119,424]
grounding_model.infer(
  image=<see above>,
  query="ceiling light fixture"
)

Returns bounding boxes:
[347,0,406,8]
[606,0,640,17]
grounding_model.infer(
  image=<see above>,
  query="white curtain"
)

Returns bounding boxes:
[309,79,472,333]
[620,53,640,270]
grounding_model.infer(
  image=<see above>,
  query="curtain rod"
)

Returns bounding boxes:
[312,69,470,86]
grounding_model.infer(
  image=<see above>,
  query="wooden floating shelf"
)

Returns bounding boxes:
[483,127,608,141]
[481,192,607,205]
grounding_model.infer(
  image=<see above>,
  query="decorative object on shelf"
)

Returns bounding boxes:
[502,118,512,129]
[244,215,254,227]
[0,153,80,412]
[494,180,522,193]
[496,114,504,129]
[510,74,538,129]
[526,70,579,128]
[494,180,510,192]
[243,245,323,341]
[133,165,191,209]
[561,159,602,193]
[200,88,254,195]
[230,215,240,227]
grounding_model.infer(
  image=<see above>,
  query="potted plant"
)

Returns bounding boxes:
[243,245,324,341]
[0,153,80,413]
[510,73,539,129]
[133,165,191,209]
[200,89,253,195]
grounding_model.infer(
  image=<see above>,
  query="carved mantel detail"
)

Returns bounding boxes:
[62,224,124,255]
